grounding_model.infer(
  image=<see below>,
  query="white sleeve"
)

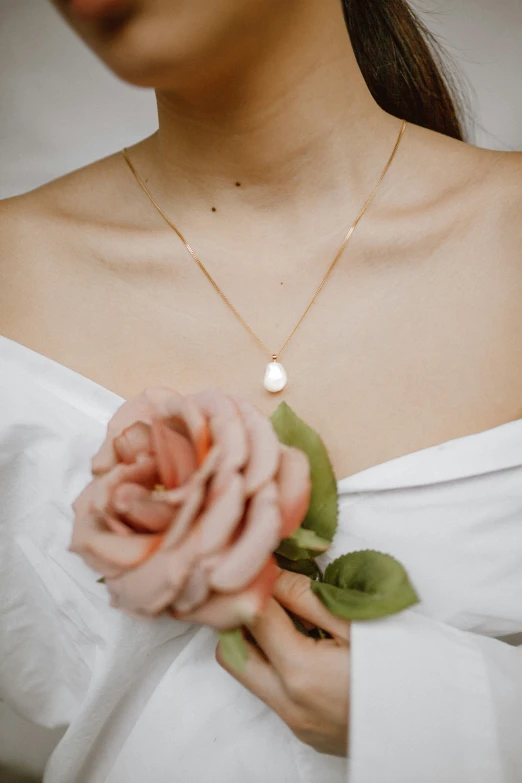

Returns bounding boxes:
[348,609,522,783]
[0,356,104,730]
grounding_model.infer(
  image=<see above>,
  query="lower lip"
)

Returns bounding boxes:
[67,0,130,21]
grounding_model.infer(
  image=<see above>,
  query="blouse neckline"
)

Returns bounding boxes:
[2,333,521,492]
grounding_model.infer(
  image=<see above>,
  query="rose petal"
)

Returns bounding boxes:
[105,533,199,616]
[208,481,281,592]
[198,471,245,555]
[90,457,158,518]
[114,421,154,464]
[150,418,198,489]
[171,558,279,631]
[92,386,211,475]
[72,478,95,516]
[70,517,164,576]
[112,483,177,533]
[231,396,281,495]
[191,389,248,474]
[160,480,206,549]
[92,391,166,476]
[145,388,211,467]
[157,443,221,549]
[104,512,135,536]
[276,445,312,539]
[72,539,126,579]
[71,471,165,573]
[172,563,211,614]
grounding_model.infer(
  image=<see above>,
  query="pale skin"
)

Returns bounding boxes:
[1,0,521,758]
[221,569,351,756]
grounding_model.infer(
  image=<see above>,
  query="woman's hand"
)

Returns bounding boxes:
[217,570,351,757]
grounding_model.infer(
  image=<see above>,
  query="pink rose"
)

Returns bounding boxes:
[70,387,311,629]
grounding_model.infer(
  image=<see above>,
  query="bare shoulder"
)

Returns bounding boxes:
[404,122,521,254]
[486,148,522,244]
[461,142,522,280]
[0,148,130,238]
[471,146,522,274]
[0,150,130,337]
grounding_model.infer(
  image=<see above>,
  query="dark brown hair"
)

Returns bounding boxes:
[342,0,465,140]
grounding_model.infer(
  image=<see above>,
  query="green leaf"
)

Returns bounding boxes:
[286,527,330,553]
[271,402,338,543]
[311,550,419,621]
[287,612,312,637]
[275,553,323,580]
[218,629,249,673]
[275,538,313,562]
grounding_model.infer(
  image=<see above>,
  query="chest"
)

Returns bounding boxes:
[7,229,522,478]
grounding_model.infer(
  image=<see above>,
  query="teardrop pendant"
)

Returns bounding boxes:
[263,360,287,393]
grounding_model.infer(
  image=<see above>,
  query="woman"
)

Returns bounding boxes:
[0,0,521,781]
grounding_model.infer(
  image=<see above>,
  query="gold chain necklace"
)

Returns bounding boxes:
[121,119,406,393]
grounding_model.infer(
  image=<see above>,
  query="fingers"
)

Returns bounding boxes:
[245,596,311,676]
[272,570,351,644]
[216,634,288,717]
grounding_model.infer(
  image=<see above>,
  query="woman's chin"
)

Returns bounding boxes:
[93,27,223,92]
[83,18,183,89]
[63,0,135,23]
[53,0,244,93]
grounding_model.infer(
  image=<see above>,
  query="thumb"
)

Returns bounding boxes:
[273,570,350,644]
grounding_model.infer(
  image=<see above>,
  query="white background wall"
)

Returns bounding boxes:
[0,0,520,778]
[0,0,521,200]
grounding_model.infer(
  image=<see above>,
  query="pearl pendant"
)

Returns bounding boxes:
[263,360,287,393]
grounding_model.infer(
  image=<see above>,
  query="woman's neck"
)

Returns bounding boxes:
[135,0,399,225]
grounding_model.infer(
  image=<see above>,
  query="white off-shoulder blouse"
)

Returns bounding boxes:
[0,333,521,783]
